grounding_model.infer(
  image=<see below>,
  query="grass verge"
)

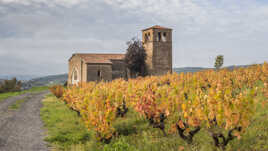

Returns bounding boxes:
[41,95,268,151]
[8,99,25,110]
[0,86,48,102]
[40,95,91,151]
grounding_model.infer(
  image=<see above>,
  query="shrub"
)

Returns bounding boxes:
[0,78,22,93]
[50,85,65,99]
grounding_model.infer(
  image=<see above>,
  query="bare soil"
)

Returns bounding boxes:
[0,91,49,151]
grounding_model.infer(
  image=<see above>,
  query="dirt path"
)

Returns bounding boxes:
[0,91,49,151]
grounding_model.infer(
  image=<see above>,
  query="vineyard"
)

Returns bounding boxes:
[51,63,268,150]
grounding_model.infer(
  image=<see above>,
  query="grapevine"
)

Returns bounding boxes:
[56,63,268,149]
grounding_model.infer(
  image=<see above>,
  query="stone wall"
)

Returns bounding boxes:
[68,57,126,83]
[111,60,127,79]
[142,28,172,75]
[68,55,89,84]
[142,28,154,74]
[68,55,82,84]
[87,64,112,82]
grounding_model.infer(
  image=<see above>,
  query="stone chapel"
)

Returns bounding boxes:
[68,25,172,84]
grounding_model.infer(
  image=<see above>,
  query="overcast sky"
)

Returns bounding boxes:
[0,0,268,76]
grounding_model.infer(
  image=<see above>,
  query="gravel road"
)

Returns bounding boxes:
[0,91,49,151]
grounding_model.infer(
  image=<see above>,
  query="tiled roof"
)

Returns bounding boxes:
[142,25,172,31]
[74,53,125,64]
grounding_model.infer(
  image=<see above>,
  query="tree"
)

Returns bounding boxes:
[124,37,147,78]
[0,78,22,93]
[214,55,224,70]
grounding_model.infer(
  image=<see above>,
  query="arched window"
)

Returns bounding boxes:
[71,68,79,84]
[145,34,148,43]
[73,70,77,80]
[97,70,101,77]
[162,32,167,42]
[158,32,162,42]
[144,32,151,43]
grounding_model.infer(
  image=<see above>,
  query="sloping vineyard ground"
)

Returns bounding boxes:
[49,63,268,151]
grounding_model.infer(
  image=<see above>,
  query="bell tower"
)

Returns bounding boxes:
[142,25,172,75]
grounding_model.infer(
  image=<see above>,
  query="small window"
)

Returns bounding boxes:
[97,70,102,78]
[162,32,167,42]
[73,70,77,80]
[158,32,162,42]
[145,33,151,43]
[145,34,149,43]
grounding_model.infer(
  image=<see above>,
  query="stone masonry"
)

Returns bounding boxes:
[68,25,173,84]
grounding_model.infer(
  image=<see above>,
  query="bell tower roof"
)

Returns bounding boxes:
[142,25,172,31]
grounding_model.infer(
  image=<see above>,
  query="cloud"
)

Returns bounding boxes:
[0,0,268,76]
[0,0,87,7]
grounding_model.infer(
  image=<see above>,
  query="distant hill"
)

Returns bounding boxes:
[173,65,251,74]
[222,65,250,70]
[0,75,38,81]
[23,74,68,88]
[173,67,212,74]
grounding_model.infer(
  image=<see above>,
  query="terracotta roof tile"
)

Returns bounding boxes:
[142,25,172,31]
[75,53,125,64]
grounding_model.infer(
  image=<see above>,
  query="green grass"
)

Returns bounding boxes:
[41,94,268,151]
[0,86,48,102]
[8,99,25,110]
[40,95,92,151]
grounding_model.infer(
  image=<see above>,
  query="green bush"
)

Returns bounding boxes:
[0,78,22,93]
